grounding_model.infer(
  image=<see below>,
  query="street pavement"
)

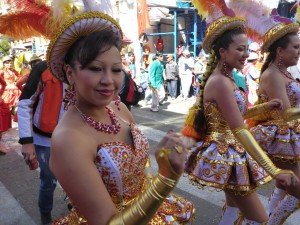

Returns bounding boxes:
[0,96,299,225]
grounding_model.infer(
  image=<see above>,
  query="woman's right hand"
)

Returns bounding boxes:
[266,98,283,111]
[155,131,187,175]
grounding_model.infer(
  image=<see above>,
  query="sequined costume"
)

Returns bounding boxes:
[53,123,194,225]
[185,89,272,194]
[251,81,300,163]
[0,69,21,107]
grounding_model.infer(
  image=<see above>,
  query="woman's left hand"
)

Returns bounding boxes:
[266,98,283,111]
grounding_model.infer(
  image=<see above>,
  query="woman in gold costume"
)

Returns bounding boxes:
[182,1,298,224]
[249,12,300,225]
[46,1,194,225]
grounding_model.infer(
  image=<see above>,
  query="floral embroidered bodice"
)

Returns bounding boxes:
[203,89,247,154]
[94,123,150,209]
[286,81,300,107]
[257,81,300,134]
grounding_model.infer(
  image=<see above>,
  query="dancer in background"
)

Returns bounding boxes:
[182,1,297,224]
[0,56,21,116]
[249,12,300,225]
[227,1,300,223]
[0,74,11,155]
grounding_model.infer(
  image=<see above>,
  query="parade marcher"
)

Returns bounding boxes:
[47,1,195,224]
[178,49,194,101]
[18,60,65,224]
[182,1,297,224]
[0,56,21,116]
[16,54,42,91]
[247,12,300,225]
[149,52,165,112]
[0,75,11,155]
[165,54,178,100]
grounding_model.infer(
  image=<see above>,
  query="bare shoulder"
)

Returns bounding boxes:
[51,117,96,158]
[205,73,234,100]
[260,67,285,91]
[109,101,135,123]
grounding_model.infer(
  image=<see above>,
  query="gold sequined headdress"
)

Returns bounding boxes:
[228,0,299,53]
[192,0,245,53]
[47,0,123,82]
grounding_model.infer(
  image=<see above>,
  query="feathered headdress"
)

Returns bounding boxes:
[227,0,299,53]
[0,0,52,39]
[46,0,123,82]
[192,0,245,53]
[0,0,123,82]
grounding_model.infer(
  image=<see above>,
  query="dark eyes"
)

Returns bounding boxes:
[88,67,122,73]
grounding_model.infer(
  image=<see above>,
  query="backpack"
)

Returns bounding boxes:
[119,70,141,106]
[156,38,164,51]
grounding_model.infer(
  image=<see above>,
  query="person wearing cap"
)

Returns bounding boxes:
[178,49,194,101]
[42,1,194,225]
[249,13,300,224]
[165,54,178,100]
[182,1,296,224]
[16,54,42,91]
[242,52,260,106]
[29,54,42,69]
[0,55,21,116]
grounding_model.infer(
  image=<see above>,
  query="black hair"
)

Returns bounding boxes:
[193,27,245,136]
[64,29,120,82]
[261,32,298,75]
[156,52,163,57]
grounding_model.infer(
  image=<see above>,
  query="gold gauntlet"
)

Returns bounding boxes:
[107,148,180,225]
[243,103,269,120]
[282,107,300,122]
[232,126,294,178]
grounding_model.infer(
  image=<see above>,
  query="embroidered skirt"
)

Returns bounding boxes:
[185,141,272,195]
[251,125,300,163]
[52,193,195,225]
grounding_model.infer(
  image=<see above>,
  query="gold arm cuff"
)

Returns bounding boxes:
[243,103,269,120]
[107,148,180,225]
[232,126,294,178]
[282,107,300,122]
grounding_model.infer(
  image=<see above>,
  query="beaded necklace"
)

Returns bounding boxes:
[74,105,121,134]
[272,64,294,80]
[221,64,235,82]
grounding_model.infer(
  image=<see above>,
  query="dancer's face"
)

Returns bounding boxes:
[221,33,249,70]
[279,34,300,67]
[66,46,123,107]
[3,60,12,69]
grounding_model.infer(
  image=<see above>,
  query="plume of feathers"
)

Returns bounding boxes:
[82,0,114,16]
[192,0,235,24]
[0,0,115,40]
[227,0,277,42]
[0,0,51,39]
[296,5,300,23]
